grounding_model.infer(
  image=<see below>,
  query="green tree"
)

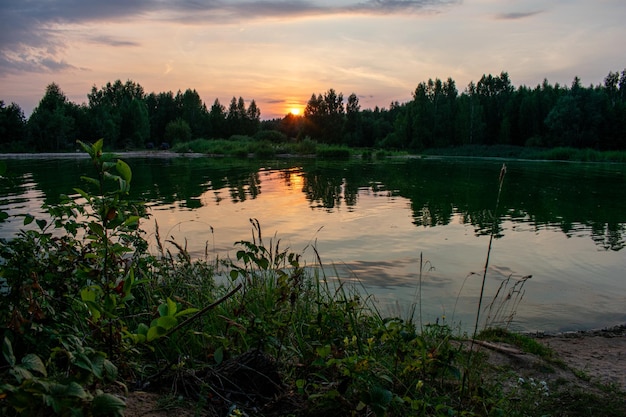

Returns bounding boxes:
[88,80,148,148]
[146,91,178,145]
[545,77,607,149]
[475,72,514,145]
[209,98,227,138]
[245,99,261,136]
[344,93,362,146]
[303,89,344,143]
[0,101,27,149]
[27,83,77,152]
[176,89,209,139]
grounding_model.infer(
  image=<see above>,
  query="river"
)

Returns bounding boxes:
[1,153,625,333]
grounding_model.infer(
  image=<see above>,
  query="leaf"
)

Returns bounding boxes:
[116,159,132,183]
[147,326,167,342]
[214,347,224,365]
[73,187,91,200]
[91,393,126,417]
[73,353,94,374]
[21,354,47,377]
[36,219,47,231]
[2,336,16,367]
[166,298,177,316]
[155,315,177,330]
[103,359,118,381]
[77,139,94,156]
[23,214,34,225]
[88,221,105,238]
[136,323,149,336]
[174,308,199,318]
[83,300,102,321]
[10,365,33,383]
[89,354,105,379]
[64,381,89,399]
[123,215,140,227]
[80,176,101,189]
[103,162,117,172]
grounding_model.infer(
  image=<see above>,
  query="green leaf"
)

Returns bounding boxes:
[91,393,126,417]
[88,221,105,238]
[103,161,117,172]
[103,359,118,381]
[214,347,224,365]
[10,365,33,383]
[147,326,167,342]
[156,315,177,330]
[116,159,132,183]
[73,353,94,374]
[229,270,240,280]
[158,303,168,317]
[21,354,47,377]
[123,215,140,227]
[80,176,101,189]
[136,323,149,336]
[23,214,34,225]
[73,187,91,200]
[64,381,89,399]
[77,139,94,156]
[80,286,98,302]
[89,354,105,379]
[35,219,47,230]
[2,336,16,367]
[166,297,177,316]
[0,211,8,222]
[174,308,199,318]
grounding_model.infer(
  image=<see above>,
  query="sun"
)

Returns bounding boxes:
[289,108,301,116]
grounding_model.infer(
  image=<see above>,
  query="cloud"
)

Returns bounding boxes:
[88,36,142,48]
[0,0,459,75]
[494,10,543,20]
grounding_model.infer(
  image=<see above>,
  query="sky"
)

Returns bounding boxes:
[1,0,625,120]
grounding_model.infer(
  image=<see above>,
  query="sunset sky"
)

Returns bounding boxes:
[1,0,625,119]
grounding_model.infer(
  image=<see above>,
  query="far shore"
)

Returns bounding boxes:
[0,151,204,159]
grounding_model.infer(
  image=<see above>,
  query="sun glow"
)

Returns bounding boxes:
[289,108,301,116]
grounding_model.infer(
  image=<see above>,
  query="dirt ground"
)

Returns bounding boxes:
[119,325,626,416]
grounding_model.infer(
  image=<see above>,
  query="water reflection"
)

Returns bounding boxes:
[2,157,626,251]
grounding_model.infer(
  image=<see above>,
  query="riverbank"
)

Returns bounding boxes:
[0,150,200,159]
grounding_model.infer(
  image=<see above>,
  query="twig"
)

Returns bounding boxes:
[165,283,242,337]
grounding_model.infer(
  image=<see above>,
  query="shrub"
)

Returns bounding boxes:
[255,130,287,144]
[164,118,192,144]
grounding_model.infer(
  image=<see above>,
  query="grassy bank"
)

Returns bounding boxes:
[1,141,623,416]
[172,136,626,163]
[171,136,352,159]
[422,144,626,162]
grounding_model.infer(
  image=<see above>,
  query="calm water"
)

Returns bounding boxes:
[1,155,625,333]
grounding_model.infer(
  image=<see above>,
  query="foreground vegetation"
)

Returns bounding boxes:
[1,141,624,416]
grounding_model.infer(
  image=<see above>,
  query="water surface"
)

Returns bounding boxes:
[1,155,625,333]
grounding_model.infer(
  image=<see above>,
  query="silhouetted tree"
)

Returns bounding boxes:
[27,83,77,152]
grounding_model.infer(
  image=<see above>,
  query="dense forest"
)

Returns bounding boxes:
[1,69,625,152]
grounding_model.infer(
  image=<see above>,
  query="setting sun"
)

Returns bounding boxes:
[289,108,301,116]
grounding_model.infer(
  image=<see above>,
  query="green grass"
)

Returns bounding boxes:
[422,144,626,162]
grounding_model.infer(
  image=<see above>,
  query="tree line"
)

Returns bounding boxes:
[1,69,626,152]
